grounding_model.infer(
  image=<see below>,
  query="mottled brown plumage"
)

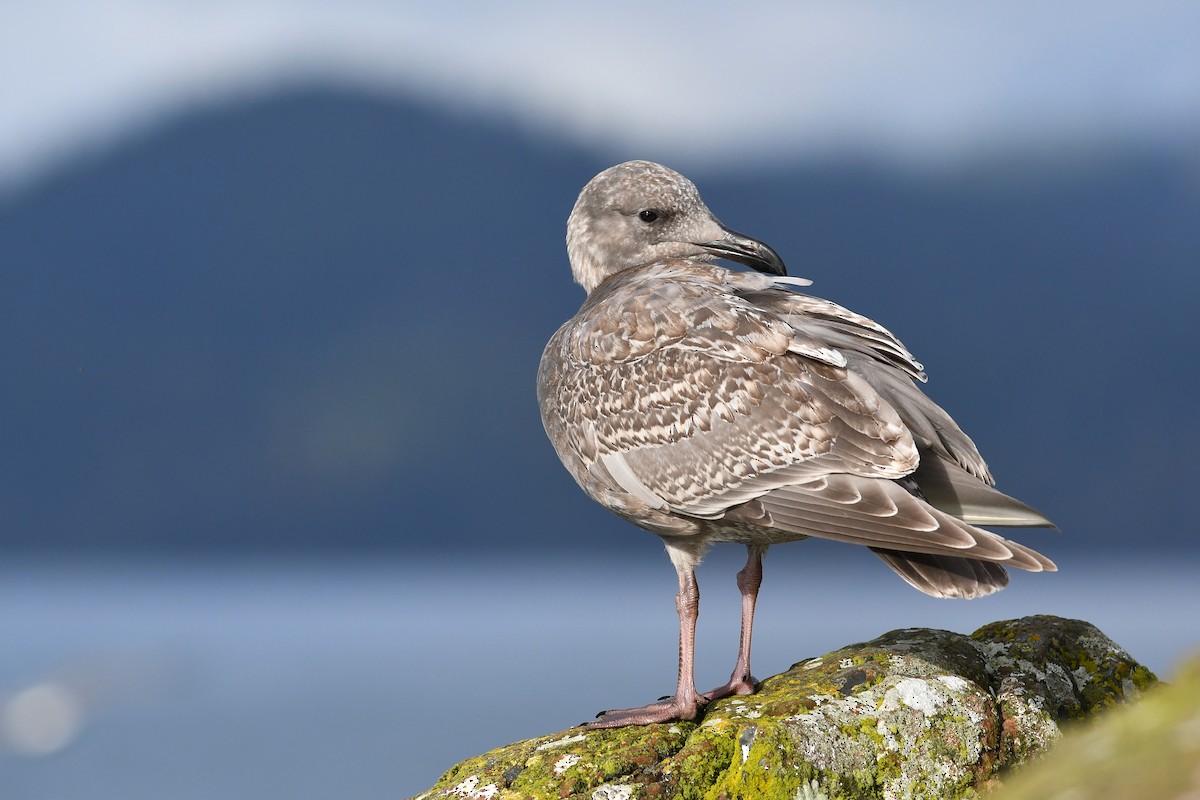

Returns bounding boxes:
[537,160,1055,727]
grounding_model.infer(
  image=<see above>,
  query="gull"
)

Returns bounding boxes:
[537,160,1055,728]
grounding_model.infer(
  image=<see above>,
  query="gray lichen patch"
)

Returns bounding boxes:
[994,654,1200,800]
[410,617,1157,800]
[732,638,998,799]
[972,616,1155,713]
[970,615,1158,765]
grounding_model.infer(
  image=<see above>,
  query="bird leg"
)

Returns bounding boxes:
[586,561,703,728]
[702,544,764,701]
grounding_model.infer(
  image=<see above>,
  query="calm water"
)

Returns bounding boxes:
[1,547,1196,799]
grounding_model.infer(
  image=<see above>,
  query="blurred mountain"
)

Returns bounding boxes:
[2,85,1197,555]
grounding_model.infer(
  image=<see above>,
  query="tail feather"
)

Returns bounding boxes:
[871,548,1010,599]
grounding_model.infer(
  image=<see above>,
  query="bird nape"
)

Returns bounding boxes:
[536,160,1055,728]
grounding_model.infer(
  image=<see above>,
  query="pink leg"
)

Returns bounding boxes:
[586,560,703,728]
[702,545,764,701]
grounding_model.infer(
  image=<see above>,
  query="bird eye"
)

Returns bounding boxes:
[638,209,660,223]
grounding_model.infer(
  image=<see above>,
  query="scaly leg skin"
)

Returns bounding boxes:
[586,562,703,728]
[701,545,764,702]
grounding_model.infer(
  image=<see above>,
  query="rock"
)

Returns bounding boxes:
[410,616,1155,800]
[995,652,1200,800]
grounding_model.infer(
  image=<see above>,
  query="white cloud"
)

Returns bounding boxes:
[2,0,1199,190]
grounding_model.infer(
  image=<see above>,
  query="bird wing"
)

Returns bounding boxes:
[539,264,1055,570]
[541,264,921,519]
[733,285,994,480]
[754,474,1054,570]
[735,282,1054,529]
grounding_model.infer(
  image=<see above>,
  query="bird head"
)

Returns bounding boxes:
[566,160,787,293]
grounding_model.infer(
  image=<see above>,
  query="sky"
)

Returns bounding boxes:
[4,1,1200,193]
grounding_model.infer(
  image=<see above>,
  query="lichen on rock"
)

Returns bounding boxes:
[971,615,1156,766]
[994,652,1200,800]
[411,616,1155,800]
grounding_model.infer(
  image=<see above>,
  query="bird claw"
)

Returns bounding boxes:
[584,698,703,729]
[700,674,759,703]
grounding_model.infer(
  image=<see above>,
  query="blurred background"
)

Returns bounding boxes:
[2,2,1199,797]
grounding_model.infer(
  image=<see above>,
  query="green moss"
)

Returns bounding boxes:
[711,724,805,800]
[996,655,1200,800]
[412,617,1156,800]
[663,724,736,799]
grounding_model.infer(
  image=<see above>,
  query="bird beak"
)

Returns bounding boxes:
[698,226,788,276]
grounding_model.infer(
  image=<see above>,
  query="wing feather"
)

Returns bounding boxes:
[759,476,1055,570]
[539,263,1054,580]
[550,267,920,517]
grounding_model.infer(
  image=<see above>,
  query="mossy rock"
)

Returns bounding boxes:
[411,616,1155,800]
[995,652,1200,800]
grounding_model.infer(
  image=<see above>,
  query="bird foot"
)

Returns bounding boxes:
[700,674,758,702]
[584,697,703,729]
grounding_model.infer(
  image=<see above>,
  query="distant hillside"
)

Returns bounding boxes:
[2,84,1197,555]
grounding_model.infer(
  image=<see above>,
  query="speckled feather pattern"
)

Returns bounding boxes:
[538,160,1055,602]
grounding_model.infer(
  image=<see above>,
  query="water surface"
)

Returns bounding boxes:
[0,547,1194,798]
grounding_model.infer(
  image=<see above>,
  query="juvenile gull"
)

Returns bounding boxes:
[537,160,1055,728]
